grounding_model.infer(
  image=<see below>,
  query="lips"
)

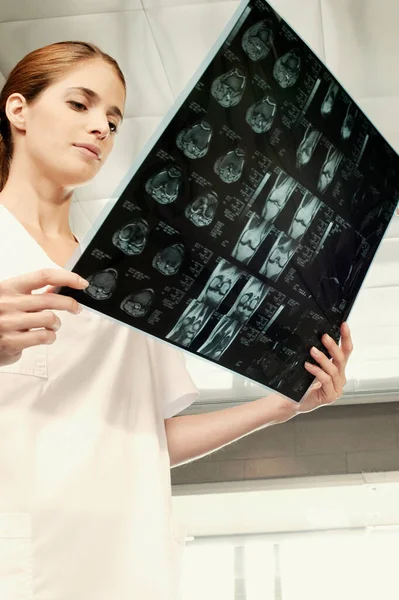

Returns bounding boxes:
[73,143,101,159]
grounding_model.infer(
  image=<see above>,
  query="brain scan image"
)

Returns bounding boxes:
[241,20,274,61]
[185,191,219,227]
[273,50,301,88]
[262,172,297,221]
[198,260,242,308]
[259,233,298,281]
[145,165,182,204]
[120,288,154,318]
[341,104,357,141]
[176,120,213,159]
[288,192,321,241]
[167,301,213,347]
[232,213,271,264]
[214,148,245,183]
[246,95,277,133]
[152,243,185,276]
[84,268,118,300]
[296,125,322,170]
[112,218,149,256]
[317,146,343,193]
[321,81,339,117]
[198,279,269,360]
[211,67,247,108]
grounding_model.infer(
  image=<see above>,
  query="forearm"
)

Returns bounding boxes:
[165,394,297,468]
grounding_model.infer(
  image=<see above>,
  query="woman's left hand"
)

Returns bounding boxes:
[296,321,354,414]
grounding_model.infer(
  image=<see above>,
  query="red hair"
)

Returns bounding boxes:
[0,41,126,190]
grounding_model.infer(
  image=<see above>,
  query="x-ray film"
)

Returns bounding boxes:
[61,0,399,401]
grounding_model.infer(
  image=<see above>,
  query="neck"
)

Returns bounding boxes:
[0,154,75,239]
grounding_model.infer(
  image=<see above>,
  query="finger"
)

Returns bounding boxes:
[5,293,82,315]
[0,268,89,295]
[309,346,343,390]
[321,334,347,370]
[1,329,57,353]
[305,362,341,399]
[0,310,62,333]
[340,322,354,361]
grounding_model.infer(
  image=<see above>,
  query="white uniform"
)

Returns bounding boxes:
[0,205,199,600]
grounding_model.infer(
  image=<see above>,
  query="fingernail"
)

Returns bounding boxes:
[305,362,313,368]
[53,322,61,332]
[79,277,89,287]
[76,304,83,314]
[324,334,332,342]
[311,346,320,355]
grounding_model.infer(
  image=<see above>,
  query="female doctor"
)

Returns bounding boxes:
[0,42,353,600]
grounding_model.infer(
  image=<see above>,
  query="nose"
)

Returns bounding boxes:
[92,125,110,140]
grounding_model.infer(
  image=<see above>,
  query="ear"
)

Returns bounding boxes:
[5,93,28,133]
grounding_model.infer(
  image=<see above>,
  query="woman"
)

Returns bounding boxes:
[0,42,353,600]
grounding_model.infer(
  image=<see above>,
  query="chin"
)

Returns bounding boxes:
[72,173,98,187]
[59,165,101,188]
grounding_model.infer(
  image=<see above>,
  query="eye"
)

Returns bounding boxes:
[68,101,118,134]
[69,101,87,111]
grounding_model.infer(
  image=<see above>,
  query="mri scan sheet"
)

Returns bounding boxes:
[61,0,399,401]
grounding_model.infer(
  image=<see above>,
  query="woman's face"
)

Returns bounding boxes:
[7,59,126,187]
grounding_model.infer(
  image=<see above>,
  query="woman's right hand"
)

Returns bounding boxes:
[0,268,89,367]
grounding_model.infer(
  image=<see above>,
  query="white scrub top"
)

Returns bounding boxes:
[0,205,199,600]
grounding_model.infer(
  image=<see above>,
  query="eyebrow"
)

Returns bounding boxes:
[66,86,124,122]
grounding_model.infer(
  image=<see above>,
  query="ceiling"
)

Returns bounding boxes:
[0,0,398,405]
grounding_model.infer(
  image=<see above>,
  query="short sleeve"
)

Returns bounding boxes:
[147,337,199,418]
